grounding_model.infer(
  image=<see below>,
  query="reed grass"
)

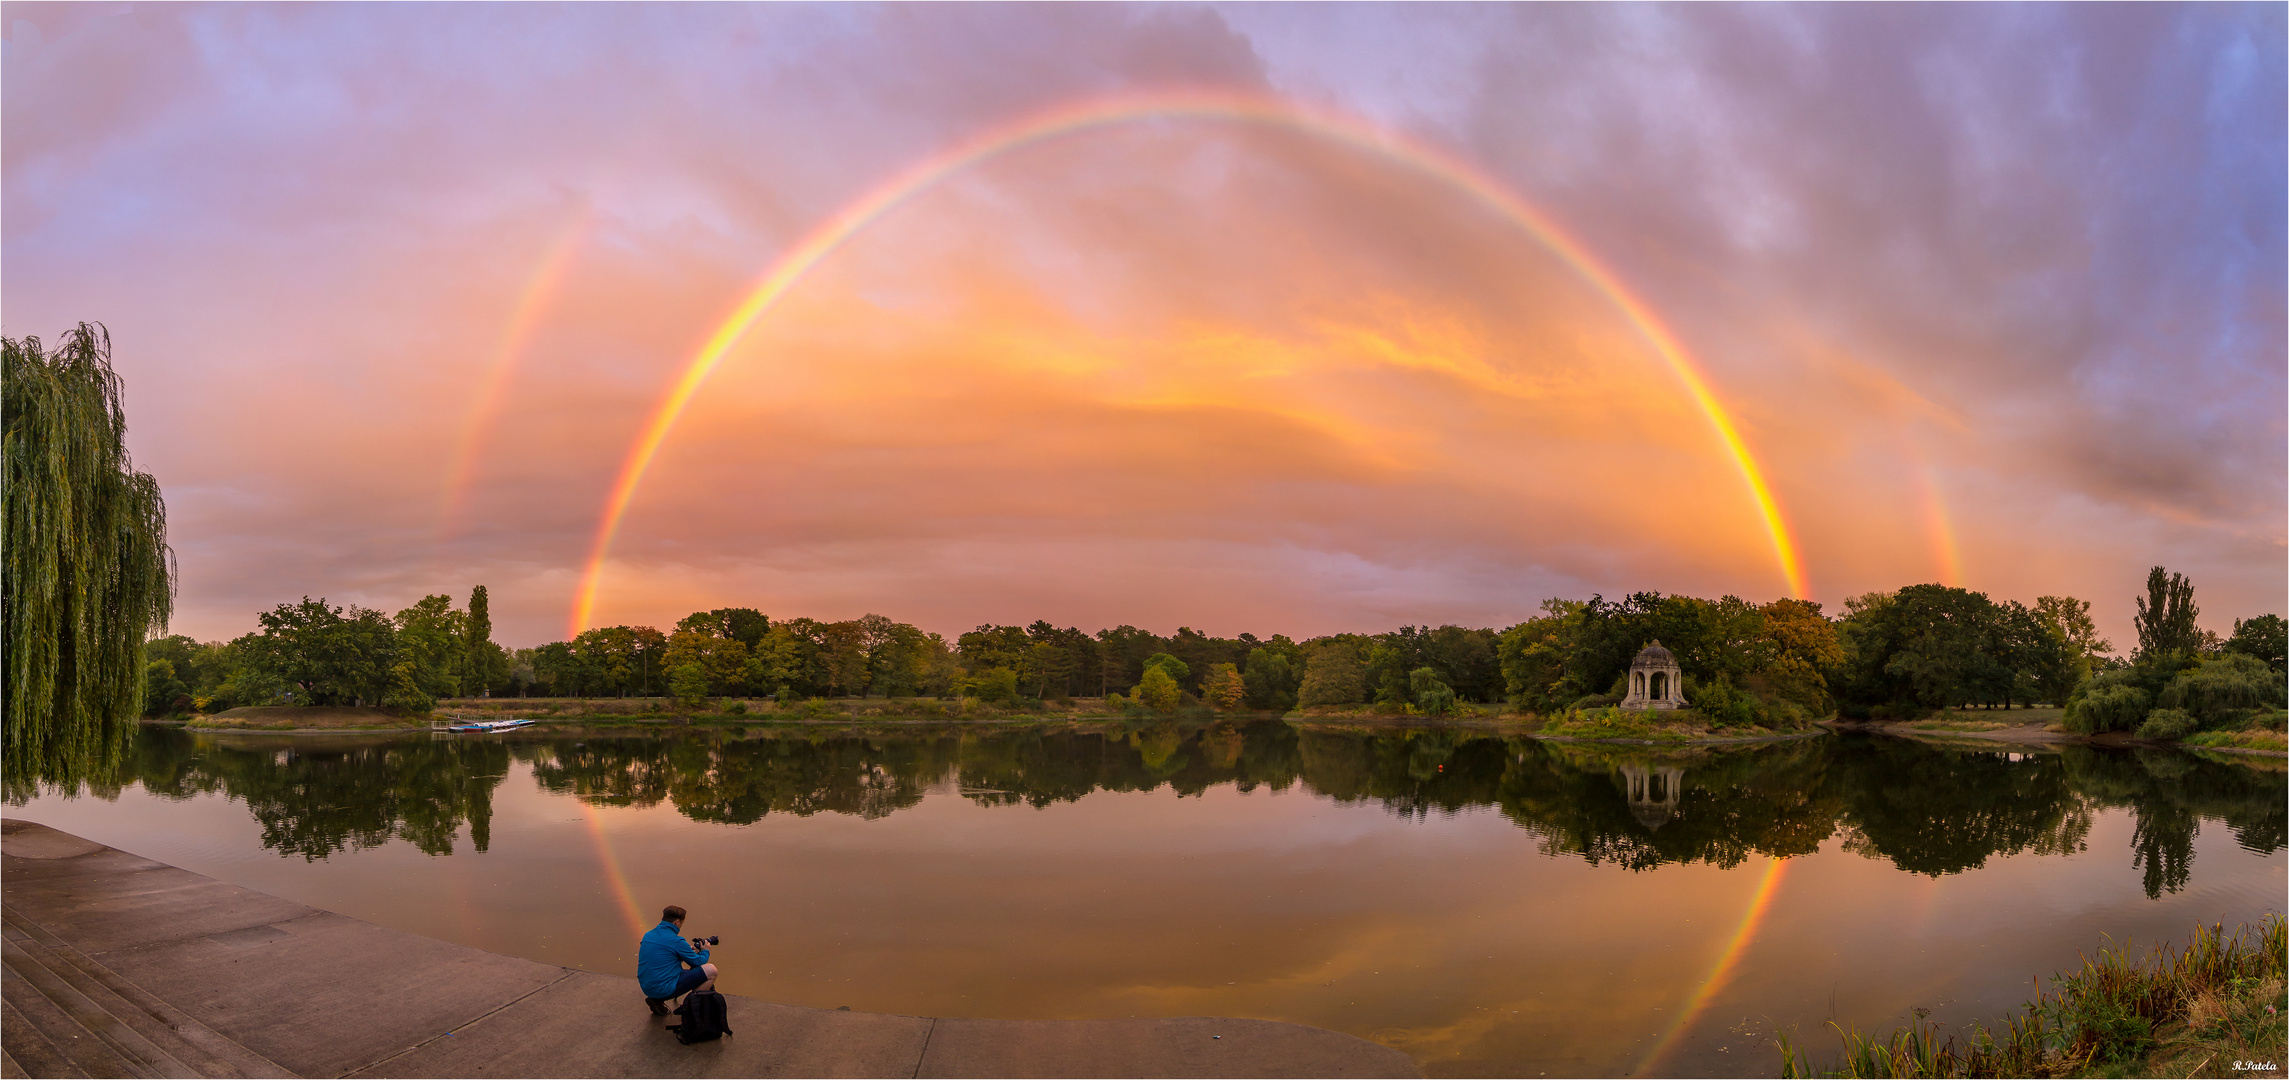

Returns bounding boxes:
[1778,915,2285,1078]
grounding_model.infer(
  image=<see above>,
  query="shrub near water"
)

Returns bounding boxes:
[2136,707,2197,742]
[1779,916,2288,1079]
[2067,672,2153,734]
[2159,653,2287,728]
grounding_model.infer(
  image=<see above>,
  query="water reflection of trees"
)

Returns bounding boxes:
[93,729,510,860]
[46,725,2289,891]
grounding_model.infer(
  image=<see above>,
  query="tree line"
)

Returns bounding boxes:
[145,587,510,713]
[146,566,2284,734]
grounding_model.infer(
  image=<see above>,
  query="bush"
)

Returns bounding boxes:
[966,667,1020,706]
[2067,671,2151,734]
[2156,653,2285,727]
[1687,676,1768,728]
[1410,667,1456,715]
[2135,708,2196,742]
[724,701,747,715]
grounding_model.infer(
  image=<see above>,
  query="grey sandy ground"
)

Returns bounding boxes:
[0,819,1418,1079]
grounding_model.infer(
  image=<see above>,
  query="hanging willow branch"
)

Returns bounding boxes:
[3,322,174,797]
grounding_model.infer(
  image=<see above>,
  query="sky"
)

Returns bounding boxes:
[4,3,2282,650]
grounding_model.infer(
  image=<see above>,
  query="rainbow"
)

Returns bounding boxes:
[438,213,590,535]
[1913,458,1964,587]
[577,798,651,941]
[566,88,1809,635]
[1633,854,1792,1075]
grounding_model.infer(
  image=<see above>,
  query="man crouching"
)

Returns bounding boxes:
[639,904,717,1014]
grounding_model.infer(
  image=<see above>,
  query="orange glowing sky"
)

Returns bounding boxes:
[3,4,2281,647]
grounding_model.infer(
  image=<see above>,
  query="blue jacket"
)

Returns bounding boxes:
[637,921,710,998]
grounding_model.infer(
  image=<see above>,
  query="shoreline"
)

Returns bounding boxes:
[1827,718,2289,758]
[161,709,2288,756]
[162,712,1839,748]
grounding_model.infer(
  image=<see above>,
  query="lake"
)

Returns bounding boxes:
[6,722,2282,1077]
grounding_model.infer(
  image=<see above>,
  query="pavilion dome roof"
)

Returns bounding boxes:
[1631,641,1677,667]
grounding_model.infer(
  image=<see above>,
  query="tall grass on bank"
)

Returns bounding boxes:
[1779,916,2286,1078]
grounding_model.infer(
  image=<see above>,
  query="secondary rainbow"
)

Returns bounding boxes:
[438,213,590,535]
[1913,456,1964,587]
[1634,854,1793,1075]
[568,88,1809,635]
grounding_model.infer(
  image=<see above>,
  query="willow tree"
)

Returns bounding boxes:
[3,323,173,795]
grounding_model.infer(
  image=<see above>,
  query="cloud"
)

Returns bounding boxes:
[3,5,2277,647]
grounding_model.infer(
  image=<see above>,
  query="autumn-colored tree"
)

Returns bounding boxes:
[1758,597,1842,708]
[1201,662,1246,710]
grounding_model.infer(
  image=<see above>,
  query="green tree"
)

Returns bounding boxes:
[463,586,511,695]
[143,658,190,717]
[2034,596,2113,663]
[967,666,1020,706]
[2225,614,2286,675]
[392,594,464,708]
[2155,653,2285,727]
[665,628,751,696]
[1133,666,1181,712]
[1142,652,1189,684]
[1242,640,1303,711]
[750,625,803,698]
[1296,640,1366,706]
[820,620,870,696]
[4,323,175,792]
[1498,599,1581,711]
[1409,667,1455,715]
[2133,566,2202,662]
[247,598,397,706]
[668,660,709,712]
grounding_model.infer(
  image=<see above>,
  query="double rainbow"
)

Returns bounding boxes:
[565,88,1810,635]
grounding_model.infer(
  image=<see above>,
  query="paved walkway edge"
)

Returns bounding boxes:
[0,819,1419,1079]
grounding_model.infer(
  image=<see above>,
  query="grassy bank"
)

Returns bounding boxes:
[1522,704,1814,743]
[428,695,1279,725]
[1779,916,2286,1078]
[185,705,429,731]
[2184,710,2289,755]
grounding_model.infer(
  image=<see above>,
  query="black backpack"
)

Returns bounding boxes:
[668,989,731,1044]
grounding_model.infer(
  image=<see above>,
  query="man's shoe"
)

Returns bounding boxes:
[646,997,670,1016]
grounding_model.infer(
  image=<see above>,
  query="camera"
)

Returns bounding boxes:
[690,935,719,948]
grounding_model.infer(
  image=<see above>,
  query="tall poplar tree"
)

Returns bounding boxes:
[4,324,173,793]
[2133,566,2201,661]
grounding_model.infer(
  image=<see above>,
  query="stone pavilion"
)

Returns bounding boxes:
[1618,641,1684,711]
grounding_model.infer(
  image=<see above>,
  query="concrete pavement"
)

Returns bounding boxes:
[0,819,1419,1079]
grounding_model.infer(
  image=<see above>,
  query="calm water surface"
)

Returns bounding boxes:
[7,723,2282,1077]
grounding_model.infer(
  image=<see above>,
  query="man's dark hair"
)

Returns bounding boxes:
[662,905,686,923]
